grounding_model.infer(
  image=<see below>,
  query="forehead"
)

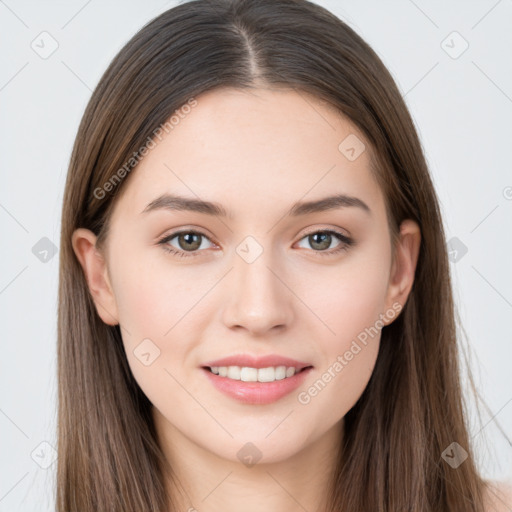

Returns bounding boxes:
[112,87,385,223]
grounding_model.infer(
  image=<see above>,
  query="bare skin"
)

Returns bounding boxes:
[72,87,422,511]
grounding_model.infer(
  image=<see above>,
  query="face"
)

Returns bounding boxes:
[73,87,419,466]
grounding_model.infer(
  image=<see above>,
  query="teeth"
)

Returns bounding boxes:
[227,366,241,380]
[240,367,258,381]
[209,365,298,382]
[274,366,286,380]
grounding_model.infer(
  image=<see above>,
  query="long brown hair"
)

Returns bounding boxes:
[57,0,492,510]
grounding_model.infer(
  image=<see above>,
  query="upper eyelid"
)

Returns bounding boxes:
[159,229,217,246]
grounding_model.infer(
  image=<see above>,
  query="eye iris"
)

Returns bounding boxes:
[178,232,201,251]
[310,232,331,250]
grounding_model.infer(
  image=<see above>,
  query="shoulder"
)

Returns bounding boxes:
[483,479,512,512]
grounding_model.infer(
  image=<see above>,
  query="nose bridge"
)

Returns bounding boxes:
[221,236,293,333]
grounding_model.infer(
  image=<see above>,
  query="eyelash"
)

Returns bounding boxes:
[157,229,354,258]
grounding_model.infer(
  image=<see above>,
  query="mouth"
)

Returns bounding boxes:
[200,354,314,404]
[200,356,314,405]
[202,364,313,383]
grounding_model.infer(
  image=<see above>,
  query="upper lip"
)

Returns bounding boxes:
[202,354,313,370]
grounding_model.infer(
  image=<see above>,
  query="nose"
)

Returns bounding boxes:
[221,246,294,336]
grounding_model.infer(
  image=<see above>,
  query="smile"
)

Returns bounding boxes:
[207,365,305,382]
[202,365,313,405]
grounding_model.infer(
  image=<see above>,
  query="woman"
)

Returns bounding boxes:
[57,0,511,510]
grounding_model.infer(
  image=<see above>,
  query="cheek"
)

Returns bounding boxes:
[112,249,204,337]
[111,254,218,378]
[297,275,384,431]
[292,251,389,415]
[298,252,391,346]
[111,261,202,413]
[115,277,169,337]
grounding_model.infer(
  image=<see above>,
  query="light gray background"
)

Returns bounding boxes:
[1,1,511,510]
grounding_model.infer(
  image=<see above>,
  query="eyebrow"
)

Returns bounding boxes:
[141,193,371,218]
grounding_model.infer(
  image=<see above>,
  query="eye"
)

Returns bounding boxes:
[295,229,353,256]
[157,228,354,259]
[157,230,215,258]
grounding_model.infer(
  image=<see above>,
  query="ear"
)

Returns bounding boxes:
[71,228,119,326]
[383,219,421,323]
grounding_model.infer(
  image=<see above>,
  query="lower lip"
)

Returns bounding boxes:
[202,367,313,405]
